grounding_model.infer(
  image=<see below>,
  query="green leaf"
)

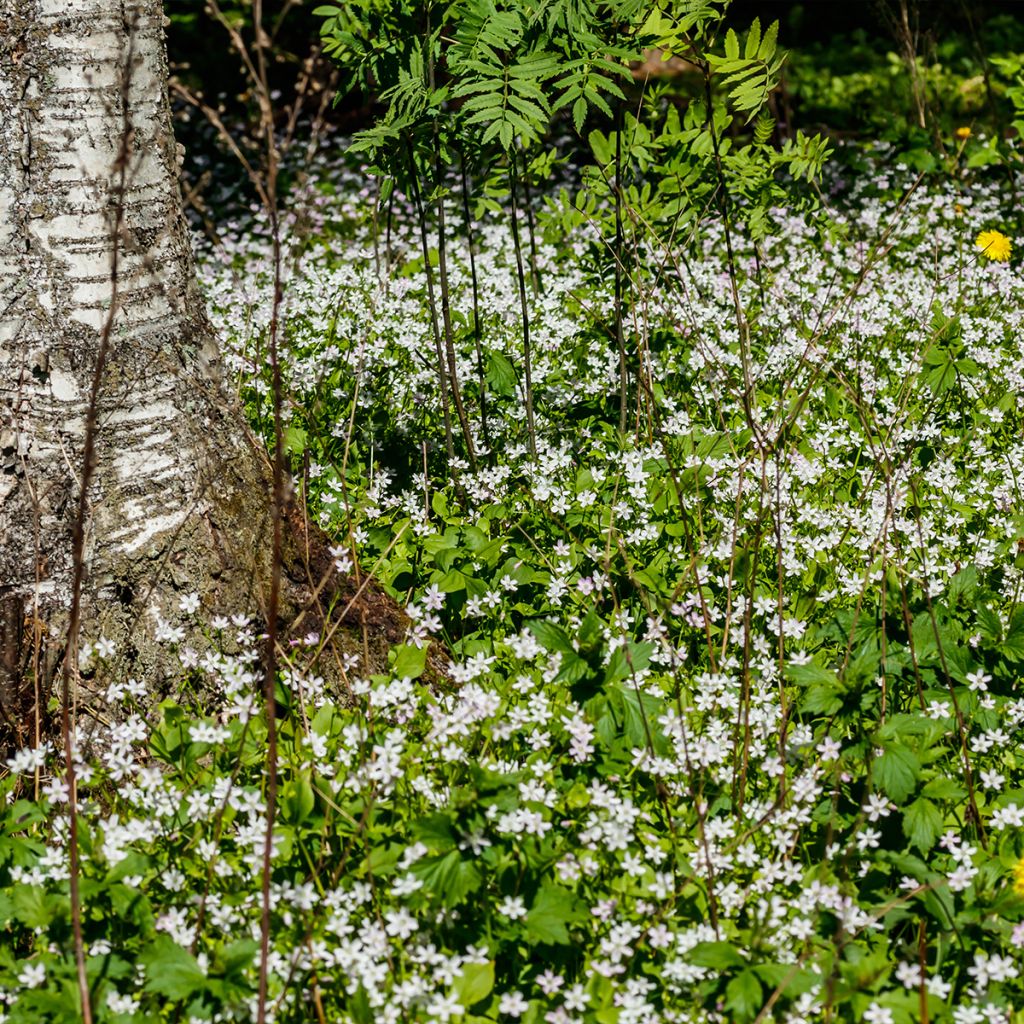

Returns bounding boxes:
[758,20,779,61]
[283,424,307,455]
[411,813,456,850]
[141,935,208,1001]
[726,968,763,1022]
[412,850,482,907]
[617,683,662,749]
[11,886,57,928]
[391,642,428,680]
[438,568,470,593]
[555,651,592,686]
[903,797,943,852]
[572,96,588,134]
[1003,608,1024,661]
[216,939,259,979]
[873,745,920,803]
[921,776,966,801]
[689,941,745,969]
[487,354,520,397]
[786,661,839,687]
[744,18,761,59]
[528,619,576,655]
[282,774,316,825]
[453,961,495,1008]
[525,885,584,945]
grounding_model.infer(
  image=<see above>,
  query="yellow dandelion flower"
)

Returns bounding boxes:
[955,126,972,140]
[1013,857,1024,896]
[976,229,1013,262]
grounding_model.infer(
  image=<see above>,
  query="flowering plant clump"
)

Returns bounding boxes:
[975,229,1013,262]
[0,139,1022,1022]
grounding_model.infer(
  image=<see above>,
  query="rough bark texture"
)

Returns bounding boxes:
[0,0,431,742]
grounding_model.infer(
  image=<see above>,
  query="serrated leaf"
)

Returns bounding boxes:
[903,797,944,852]
[572,96,588,134]
[758,20,779,61]
[141,935,208,1001]
[921,776,967,801]
[528,619,575,655]
[216,939,259,979]
[11,886,57,928]
[873,745,920,803]
[525,885,584,945]
[283,424,307,455]
[411,813,456,850]
[486,350,517,397]
[726,968,763,1022]
[411,850,481,907]
[744,18,761,59]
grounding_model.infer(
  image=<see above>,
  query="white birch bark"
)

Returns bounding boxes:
[0,0,406,730]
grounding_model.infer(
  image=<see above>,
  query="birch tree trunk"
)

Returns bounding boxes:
[0,0,416,736]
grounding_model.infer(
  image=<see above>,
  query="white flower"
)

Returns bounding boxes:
[17,962,45,988]
[989,804,1024,830]
[106,990,140,1014]
[864,793,893,821]
[966,669,992,692]
[817,737,841,761]
[498,991,529,1017]
[426,993,463,1022]
[384,907,418,939]
[895,961,922,988]
[329,545,353,574]
[863,1003,894,1024]
[189,722,230,745]
[497,896,527,920]
[6,745,48,774]
[536,969,564,996]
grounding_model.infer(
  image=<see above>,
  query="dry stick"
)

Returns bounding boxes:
[519,150,541,292]
[907,480,986,848]
[613,101,628,438]
[434,150,477,470]
[918,918,930,1024]
[176,26,339,1006]
[898,0,928,131]
[701,68,765,452]
[234,0,286,1018]
[508,158,537,459]
[60,15,140,1020]
[458,154,491,453]
[406,141,456,467]
[19,470,45,799]
[372,174,382,283]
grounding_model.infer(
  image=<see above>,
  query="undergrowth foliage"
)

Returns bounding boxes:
[5,2,1024,1023]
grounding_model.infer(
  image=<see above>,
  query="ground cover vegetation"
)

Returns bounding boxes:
[4,1,1024,1022]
